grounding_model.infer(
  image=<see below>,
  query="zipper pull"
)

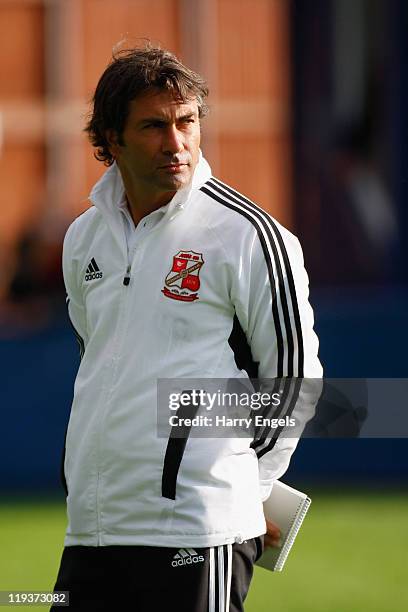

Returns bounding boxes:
[123,265,131,286]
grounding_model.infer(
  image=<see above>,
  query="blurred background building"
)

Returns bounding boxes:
[0,0,407,493]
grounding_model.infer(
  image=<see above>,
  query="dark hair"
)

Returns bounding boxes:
[85,42,209,166]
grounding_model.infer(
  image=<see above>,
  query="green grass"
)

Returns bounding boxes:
[0,492,407,611]
[247,491,408,612]
[0,501,66,611]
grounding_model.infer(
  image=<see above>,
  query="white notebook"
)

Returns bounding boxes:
[256,480,311,572]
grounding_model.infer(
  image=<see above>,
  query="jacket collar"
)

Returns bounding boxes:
[88,152,211,255]
[89,151,212,219]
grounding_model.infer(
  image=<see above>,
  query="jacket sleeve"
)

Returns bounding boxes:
[62,220,88,358]
[231,221,323,501]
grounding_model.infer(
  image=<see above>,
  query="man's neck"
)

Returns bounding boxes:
[123,183,177,227]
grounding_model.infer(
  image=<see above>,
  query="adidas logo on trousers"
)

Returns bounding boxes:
[172,548,205,567]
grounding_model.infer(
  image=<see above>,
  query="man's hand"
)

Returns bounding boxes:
[264,519,281,548]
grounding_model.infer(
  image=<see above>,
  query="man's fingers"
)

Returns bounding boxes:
[264,533,281,548]
[265,519,281,539]
[264,519,281,548]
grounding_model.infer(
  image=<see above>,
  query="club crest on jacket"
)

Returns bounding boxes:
[162,250,204,302]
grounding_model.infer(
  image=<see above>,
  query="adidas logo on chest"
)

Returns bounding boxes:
[171,548,205,568]
[85,258,103,282]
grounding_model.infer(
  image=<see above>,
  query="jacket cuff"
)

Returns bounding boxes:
[259,480,274,503]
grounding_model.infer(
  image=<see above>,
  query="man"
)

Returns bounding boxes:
[52,44,322,611]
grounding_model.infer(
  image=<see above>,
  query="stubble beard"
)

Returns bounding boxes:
[154,164,194,192]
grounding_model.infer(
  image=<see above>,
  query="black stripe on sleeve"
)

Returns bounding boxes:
[203,178,305,377]
[205,179,293,374]
[200,185,285,377]
[254,377,302,459]
[249,376,286,447]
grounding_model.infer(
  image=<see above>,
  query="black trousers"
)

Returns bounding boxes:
[51,538,264,611]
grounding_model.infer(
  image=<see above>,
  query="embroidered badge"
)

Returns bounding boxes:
[162,250,204,302]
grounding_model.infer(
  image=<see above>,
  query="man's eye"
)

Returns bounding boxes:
[143,122,165,129]
[177,119,195,128]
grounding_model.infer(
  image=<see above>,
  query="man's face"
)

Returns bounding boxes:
[108,89,201,200]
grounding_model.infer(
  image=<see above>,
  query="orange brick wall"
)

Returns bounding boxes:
[0,0,292,276]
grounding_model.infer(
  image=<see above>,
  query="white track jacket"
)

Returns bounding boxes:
[62,155,322,547]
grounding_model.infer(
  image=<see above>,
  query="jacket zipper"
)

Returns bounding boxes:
[95,228,134,539]
[123,265,131,286]
[95,271,131,544]
[95,248,139,542]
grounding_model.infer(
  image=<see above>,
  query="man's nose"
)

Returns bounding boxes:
[162,125,184,154]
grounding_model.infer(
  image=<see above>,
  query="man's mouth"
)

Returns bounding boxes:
[158,163,188,174]
[159,163,188,169]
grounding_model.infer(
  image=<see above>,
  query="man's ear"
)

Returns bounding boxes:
[105,129,121,158]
